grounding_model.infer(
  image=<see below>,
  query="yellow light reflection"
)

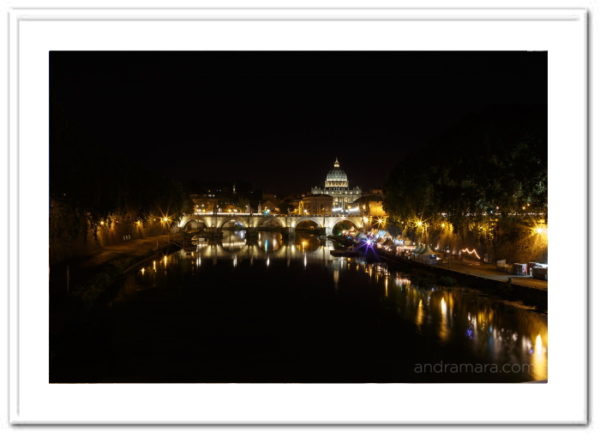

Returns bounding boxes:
[439,297,449,341]
[416,299,424,328]
[531,333,548,381]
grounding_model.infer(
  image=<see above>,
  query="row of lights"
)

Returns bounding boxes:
[97,215,172,227]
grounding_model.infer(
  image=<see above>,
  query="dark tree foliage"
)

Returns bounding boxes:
[383,105,547,225]
[50,139,190,222]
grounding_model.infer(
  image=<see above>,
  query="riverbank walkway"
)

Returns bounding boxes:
[431,258,547,292]
[77,234,181,271]
[51,234,183,297]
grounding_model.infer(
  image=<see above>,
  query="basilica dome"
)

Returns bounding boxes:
[311,158,362,211]
[325,158,349,187]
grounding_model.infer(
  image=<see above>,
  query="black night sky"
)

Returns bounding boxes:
[50,51,547,195]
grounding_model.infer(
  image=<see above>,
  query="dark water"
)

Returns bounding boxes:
[51,232,547,383]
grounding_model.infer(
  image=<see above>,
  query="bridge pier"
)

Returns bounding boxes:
[245,228,259,244]
[281,227,295,243]
[205,227,223,242]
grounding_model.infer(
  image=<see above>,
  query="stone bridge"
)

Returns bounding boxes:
[178,213,365,236]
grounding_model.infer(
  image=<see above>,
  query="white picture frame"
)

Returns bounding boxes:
[6,3,588,425]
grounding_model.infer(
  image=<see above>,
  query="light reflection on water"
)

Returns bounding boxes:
[126,231,548,381]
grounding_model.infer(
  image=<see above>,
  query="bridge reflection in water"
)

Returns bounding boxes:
[114,230,549,383]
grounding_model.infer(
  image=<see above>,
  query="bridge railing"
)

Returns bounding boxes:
[189,212,364,218]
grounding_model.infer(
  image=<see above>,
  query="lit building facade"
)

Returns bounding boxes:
[311,158,362,213]
[298,194,333,215]
[351,195,386,217]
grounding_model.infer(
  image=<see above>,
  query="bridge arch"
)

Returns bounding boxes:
[179,215,210,230]
[220,217,249,229]
[331,219,359,235]
[258,216,285,229]
[295,219,321,231]
[182,218,207,231]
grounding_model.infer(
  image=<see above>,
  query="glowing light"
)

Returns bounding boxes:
[533,223,547,235]
[460,248,481,259]
[136,220,142,226]
[152,260,157,272]
[99,220,105,226]
[377,218,384,225]
[415,220,423,227]
[140,267,145,275]
[266,256,270,267]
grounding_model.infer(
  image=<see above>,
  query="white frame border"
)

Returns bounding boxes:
[7,6,589,425]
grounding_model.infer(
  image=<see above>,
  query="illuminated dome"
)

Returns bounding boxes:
[311,158,362,211]
[325,158,349,188]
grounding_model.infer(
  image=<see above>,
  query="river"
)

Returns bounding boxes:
[50,231,548,383]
